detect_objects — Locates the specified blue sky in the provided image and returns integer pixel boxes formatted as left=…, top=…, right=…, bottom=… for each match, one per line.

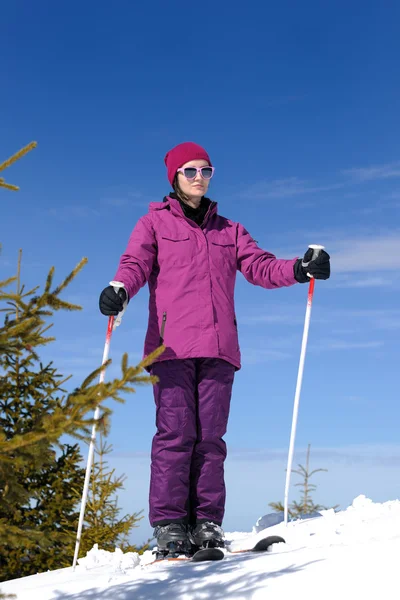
left=1, top=0, right=400, bottom=544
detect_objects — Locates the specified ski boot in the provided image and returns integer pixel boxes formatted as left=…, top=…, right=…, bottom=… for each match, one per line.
left=153, top=523, right=191, bottom=560
left=189, top=521, right=225, bottom=550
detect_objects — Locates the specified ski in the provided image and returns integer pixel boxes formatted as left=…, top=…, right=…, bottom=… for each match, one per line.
left=151, top=555, right=191, bottom=564
left=148, top=535, right=285, bottom=567
left=227, top=534, right=286, bottom=555
left=191, top=547, right=224, bottom=562
left=150, top=547, right=224, bottom=565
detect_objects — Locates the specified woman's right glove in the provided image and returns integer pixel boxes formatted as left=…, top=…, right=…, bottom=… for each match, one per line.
left=293, top=248, right=330, bottom=283
left=99, top=285, right=128, bottom=316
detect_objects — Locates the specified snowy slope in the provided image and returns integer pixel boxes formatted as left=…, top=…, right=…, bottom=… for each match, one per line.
left=2, top=495, right=400, bottom=600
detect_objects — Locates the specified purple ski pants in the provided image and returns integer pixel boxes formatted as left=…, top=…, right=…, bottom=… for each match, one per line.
left=149, top=358, right=235, bottom=527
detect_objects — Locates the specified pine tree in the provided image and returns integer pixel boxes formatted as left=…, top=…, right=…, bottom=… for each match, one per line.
left=0, top=252, right=86, bottom=579
left=0, top=142, right=36, bottom=598
left=78, top=434, right=150, bottom=557
left=269, top=444, right=338, bottom=517
left=0, top=251, right=164, bottom=582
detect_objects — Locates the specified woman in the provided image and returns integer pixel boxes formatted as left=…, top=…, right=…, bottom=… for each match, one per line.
left=99, top=142, right=330, bottom=557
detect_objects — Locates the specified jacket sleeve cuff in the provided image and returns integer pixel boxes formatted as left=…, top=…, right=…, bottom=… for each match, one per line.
left=293, top=259, right=309, bottom=283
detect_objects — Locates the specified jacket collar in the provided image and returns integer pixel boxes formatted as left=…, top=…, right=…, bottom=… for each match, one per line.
left=151, top=196, right=218, bottom=227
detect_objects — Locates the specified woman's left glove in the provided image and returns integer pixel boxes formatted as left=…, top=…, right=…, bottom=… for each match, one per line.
left=294, top=248, right=331, bottom=283
left=99, top=285, right=128, bottom=315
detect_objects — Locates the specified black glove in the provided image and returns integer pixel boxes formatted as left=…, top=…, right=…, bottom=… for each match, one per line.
left=294, top=248, right=330, bottom=283
left=99, top=286, right=128, bottom=316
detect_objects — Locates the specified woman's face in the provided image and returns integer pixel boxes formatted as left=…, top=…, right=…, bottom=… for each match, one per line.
left=177, top=159, right=211, bottom=201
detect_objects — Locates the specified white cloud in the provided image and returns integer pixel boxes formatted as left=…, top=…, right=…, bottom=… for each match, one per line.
left=343, top=161, right=400, bottom=182
left=100, top=195, right=149, bottom=209
left=316, top=340, right=384, bottom=351
left=332, top=275, right=395, bottom=288
left=386, top=191, right=400, bottom=199
left=277, top=233, right=400, bottom=275
left=100, top=187, right=150, bottom=208
left=241, top=348, right=291, bottom=364
left=101, top=197, right=130, bottom=207
left=227, top=443, right=400, bottom=466
left=331, top=234, right=400, bottom=273
left=48, top=188, right=150, bottom=219
left=241, top=177, right=344, bottom=200
left=325, top=309, right=400, bottom=331
left=240, top=314, right=300, bottom=325
left=47, top=205, right=101, bottom=219
left=373, top=316, right=400, bottom=330
left=241, top=158, right=400, bottom=202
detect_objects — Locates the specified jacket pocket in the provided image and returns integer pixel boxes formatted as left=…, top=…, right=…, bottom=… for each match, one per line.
left=159, top=233, right=193, bottom=267
left=210, top=239, right=236, bottom=270
left=161, top=234, right=190, bottom=242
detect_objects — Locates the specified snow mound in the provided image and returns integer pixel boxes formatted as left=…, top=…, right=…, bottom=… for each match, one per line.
left=77, top=543, right=141, bottom=572
left=2, top=495, right=400, bottom=600
left=252, top=508, right=322, bottom=534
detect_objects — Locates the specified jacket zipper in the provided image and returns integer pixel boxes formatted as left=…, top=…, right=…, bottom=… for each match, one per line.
left=201, top=201, right=217, bottom=229
left=159, top=311, right=167, bottom=344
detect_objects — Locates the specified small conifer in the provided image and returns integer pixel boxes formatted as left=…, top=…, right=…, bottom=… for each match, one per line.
left=269, top=444, right=338, bottom=517
left=0, top=251, right=163, bottom=581
left=78, top=434, right=150, bottom=557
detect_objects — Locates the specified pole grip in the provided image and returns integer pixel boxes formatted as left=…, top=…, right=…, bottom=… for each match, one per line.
left=309, top=244, right=325, bottom=260
left=109, top=280, right=127, bottom=328
left=306, top=244, right=325, bottom=278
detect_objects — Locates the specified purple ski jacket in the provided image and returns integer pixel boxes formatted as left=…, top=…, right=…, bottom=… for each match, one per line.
left=114, top=196, right=298, bottom=370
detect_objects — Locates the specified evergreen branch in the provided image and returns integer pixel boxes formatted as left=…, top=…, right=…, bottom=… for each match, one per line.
left=0, top=142, right=37, bottom=173
left=80, top=361, right=111, bottom=389
left=0, top=287, right=40, bottom=307
left=51, top=257, right=88, bottom=297
left=46, top=297, right=82, bottom=312
left=292, top=466, right=307, bottom=477
left=0, top=276, right=17, bottom=289
left=0, top=179, right=19, bottom=191
left=309, top=468, right=328, bottom=476
left=0, top=347, right=164, bottom=453
left=0, top=141, right=37, bottom=194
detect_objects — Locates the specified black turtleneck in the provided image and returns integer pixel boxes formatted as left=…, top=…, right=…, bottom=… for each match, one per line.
left=168, top=193, right=212, bottom=227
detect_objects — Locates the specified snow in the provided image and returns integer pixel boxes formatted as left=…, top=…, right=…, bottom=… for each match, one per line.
left=3, top=495, right=400, bottom=600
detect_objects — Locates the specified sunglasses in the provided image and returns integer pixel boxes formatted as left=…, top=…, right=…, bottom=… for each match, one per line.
left=177, top=166, right=215, bottom=180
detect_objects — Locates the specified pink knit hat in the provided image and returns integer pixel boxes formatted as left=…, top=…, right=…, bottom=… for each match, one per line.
left=164, top=142, right=212, bottom=186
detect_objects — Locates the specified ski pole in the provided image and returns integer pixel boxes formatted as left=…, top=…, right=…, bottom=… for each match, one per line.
left=72, top=283, right=126, bottom=570
left=283, top=245, right=324, bottom=525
